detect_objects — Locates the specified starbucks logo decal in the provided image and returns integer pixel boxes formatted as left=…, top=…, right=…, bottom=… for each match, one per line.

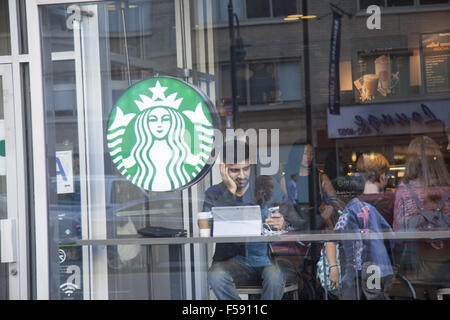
left=107, top=77, right=218, bottom=192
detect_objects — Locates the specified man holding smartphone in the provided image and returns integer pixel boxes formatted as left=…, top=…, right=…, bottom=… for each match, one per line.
left=203, top=138, right=300, bottom=300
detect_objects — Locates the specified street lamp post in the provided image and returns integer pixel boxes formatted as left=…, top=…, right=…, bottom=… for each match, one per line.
left=228, top=0, right=239, bottom=128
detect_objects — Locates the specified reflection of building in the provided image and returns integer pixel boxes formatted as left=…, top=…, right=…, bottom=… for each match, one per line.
left=210, top=1, right=305, bottom=149
left=212, top=0, right=450, bottom=179
left=312, top=1, right=450, bottom=179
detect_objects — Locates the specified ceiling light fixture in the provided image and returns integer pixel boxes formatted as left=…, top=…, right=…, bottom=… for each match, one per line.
left=301, top=15, right=317, bottom=19
left=283, top=17, right=300, bottom=21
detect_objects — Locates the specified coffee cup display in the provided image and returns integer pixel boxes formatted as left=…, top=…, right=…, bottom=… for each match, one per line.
left=363, top=74, right=379, bottom=97
left=354, top=54, right=400, bottom=102
left=354, top=74, right=379, bottom=101
left=375, top=55, right=391, bottom=96
left=197, top=211, right=213, bottom=237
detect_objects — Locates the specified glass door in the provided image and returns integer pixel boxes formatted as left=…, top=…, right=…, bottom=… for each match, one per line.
left=39, top=0, right=220, bottom=299
left=0, top=64, right=25, bottom=300
left=39, top=0, right=192, bottom=300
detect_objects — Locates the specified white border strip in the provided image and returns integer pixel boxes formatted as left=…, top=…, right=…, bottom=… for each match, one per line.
left=28, top=0, right=50, bottom=300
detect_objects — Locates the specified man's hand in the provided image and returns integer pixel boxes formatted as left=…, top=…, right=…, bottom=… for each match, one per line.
left=220, top=163, right=237, bottom=195
left=265, top=210, right=286, bottom=231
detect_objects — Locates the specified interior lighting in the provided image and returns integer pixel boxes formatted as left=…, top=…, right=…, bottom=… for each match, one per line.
left=301, top=15, right=317, bottom=19
left=284, top=14, right=317, bottom=21
left=390, top=167, right=406, bottom=171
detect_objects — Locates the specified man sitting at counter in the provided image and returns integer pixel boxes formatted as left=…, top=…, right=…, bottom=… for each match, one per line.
left=203, top=138, right=303, bottom=300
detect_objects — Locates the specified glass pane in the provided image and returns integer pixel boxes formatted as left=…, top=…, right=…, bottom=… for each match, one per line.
left=420, top=0, right=449, bottom=4
left=216, top=0, right=245, bottom=22
left=249, top=62, right=277, bottom=104
left=38, top=0, right=450, bottom=302
left=387, top=0, right=414, bottom=6
left=272, top=0, right=297, bottom=17
left=220, top=64, right=248, bottom=106
left=17, top=0, right=28, bottom=54
left=41, top=4, right=82, bottom=299
left=0, top=0, right=11, bottom=55
left=360, top=0, right=385, bottom=9
left=246, top=0, right=270, bottom=18
left=40, top=6, right=74, bottom=52
left=276, top=61, right=302, bottom=101
left=53, top=61, right=76, bottom=117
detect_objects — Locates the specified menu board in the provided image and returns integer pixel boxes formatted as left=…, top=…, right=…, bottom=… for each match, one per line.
left=421, top=32, right=450, bottom=94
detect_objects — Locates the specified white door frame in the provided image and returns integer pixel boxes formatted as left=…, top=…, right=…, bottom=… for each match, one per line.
left=28, top=0, right=108, bottom=299
left=0, top=0, right=33, bottom=300
left=0, top=63, right=29, bottom=300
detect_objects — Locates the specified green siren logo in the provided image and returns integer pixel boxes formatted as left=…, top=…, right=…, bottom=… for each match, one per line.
left=107, top=77, right=219, bottom=192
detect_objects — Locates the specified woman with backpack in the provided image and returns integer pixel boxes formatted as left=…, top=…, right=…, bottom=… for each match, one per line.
left=323, top=152, right=395, bottom=300
left=393, top=136, right=450, bottom=288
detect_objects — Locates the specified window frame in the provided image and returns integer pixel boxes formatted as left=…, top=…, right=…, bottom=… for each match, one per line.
left=357, top=0, right=450, bottom=15
left=219, top=58, right=303, bottom=111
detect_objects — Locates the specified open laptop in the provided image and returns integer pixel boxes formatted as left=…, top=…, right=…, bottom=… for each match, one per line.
left=211, top=205, right=262, bottom=237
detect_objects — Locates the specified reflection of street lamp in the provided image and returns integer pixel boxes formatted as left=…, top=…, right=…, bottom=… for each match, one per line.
left=233, top=15, right=246, bottom=62
left=228, top=0, right=246, bottom=128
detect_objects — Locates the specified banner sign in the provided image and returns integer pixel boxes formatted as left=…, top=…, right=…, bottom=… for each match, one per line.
left=107, top=77, right=220, bottom=192
left=328, top=10, right=342, bottom=115
left=327, top=100, right=449, bottom=138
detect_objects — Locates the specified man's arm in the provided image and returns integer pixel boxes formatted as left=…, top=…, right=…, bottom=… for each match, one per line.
left=202, top=183, right=236, bottom=212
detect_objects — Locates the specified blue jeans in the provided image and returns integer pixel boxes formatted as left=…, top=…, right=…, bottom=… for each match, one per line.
left=207, top=256, right=297, bottom=300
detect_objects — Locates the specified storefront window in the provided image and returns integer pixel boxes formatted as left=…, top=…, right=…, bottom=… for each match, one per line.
left=38, top=0, right=449, bottom=301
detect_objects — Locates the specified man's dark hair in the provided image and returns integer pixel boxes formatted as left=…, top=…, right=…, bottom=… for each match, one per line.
left=222, top=138, right=250, bottom=164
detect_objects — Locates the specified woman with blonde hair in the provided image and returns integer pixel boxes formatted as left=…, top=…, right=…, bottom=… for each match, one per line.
left=393, top=136, right=450, bottom=287
left=393, top=135, right=450, bottom=231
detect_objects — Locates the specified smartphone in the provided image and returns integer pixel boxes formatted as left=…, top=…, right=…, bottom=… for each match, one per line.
left=267, top=206, right=280, bottom=231
left=268, top=206, right=279, bottom=212
left=268, top=206, right=279, bottom=216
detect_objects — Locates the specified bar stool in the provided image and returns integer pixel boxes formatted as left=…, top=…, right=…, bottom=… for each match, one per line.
left=237, top=282, right=299, bottom=300
left=437, top=288, right=450, bottom=300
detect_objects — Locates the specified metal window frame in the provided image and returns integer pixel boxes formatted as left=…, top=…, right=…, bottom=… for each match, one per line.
left=0, top=0, right=33, bottom=300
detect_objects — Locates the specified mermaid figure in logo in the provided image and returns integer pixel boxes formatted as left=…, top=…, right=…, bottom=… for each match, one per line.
left=122, top=106, right=202, bottom=191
